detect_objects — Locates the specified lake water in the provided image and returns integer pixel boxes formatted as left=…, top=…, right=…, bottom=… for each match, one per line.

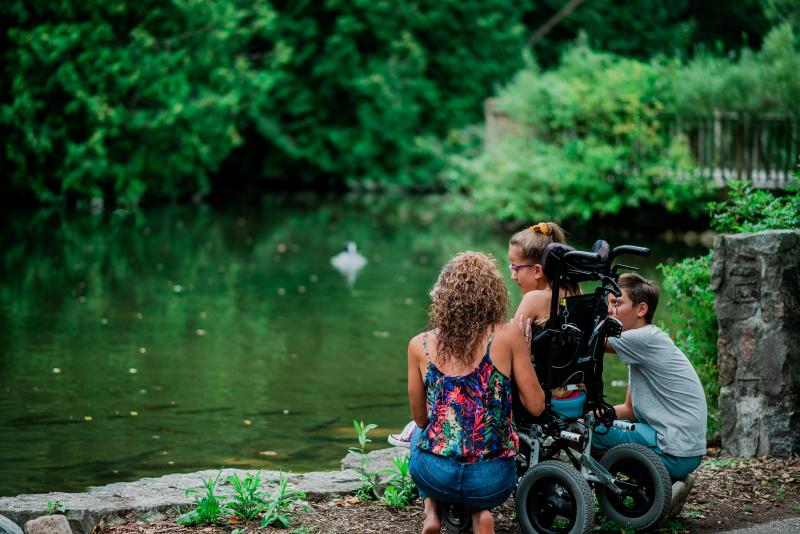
left=0, top=196, right=706, bottom=496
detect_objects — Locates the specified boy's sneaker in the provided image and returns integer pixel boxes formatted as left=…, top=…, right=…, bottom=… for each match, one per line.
left=669, top=473, right=695, bottom=517
left=388, top=421, right=417, bottom=448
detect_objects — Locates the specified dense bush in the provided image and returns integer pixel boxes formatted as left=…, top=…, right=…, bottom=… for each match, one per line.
left=1, top=0, right=529, bottom=204
left=1, top=0, right=283, bottom=205
left=448, top=23, right=800, bottom=224
left=448, top=43, right=710, bottom=223
left=659, top=178, right=799, bottom=434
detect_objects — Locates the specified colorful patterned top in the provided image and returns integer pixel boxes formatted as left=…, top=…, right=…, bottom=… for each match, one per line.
left=417, top=327, right=519, bottom=463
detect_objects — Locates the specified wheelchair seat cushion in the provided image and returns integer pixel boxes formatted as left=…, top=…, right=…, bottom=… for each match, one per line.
left=550, top=390, right=586, bottom=419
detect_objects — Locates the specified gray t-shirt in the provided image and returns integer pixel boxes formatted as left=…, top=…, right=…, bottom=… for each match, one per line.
left=609, top=324, right=707, bottom=457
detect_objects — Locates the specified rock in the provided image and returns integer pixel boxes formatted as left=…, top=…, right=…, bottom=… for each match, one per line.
left=23, top=515, right=71, bottom=534
left=713, top=230, right=800, bottom=457
left=0, top=514, right=23, bottom=534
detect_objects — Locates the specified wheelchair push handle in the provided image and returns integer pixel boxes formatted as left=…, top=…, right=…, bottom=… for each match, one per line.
left=612, top=245, right=650, bottom=258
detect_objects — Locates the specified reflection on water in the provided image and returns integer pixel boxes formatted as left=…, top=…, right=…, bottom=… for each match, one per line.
left=0, top=196, right=705, bottom=496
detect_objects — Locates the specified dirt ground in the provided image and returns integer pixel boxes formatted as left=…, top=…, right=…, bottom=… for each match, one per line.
left=103, top=452, right=800, bottom=533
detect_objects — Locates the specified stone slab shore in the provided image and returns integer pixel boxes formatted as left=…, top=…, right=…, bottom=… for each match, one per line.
left=0, top=447, right=407, bottom=534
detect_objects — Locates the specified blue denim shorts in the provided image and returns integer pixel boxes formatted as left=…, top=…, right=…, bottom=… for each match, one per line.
left=592, top=421, right=702, bottom=480
left=408, top=426, right=516, bottom=510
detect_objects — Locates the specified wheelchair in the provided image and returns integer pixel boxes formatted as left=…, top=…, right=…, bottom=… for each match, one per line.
left=442, top=241, right=672, bottom=534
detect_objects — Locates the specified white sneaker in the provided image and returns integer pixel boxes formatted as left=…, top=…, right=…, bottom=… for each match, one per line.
left=388, top=421, right=417, bottom=448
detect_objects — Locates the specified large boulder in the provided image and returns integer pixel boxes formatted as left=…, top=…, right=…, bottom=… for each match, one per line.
left=712, top=229, right=800, bottom=457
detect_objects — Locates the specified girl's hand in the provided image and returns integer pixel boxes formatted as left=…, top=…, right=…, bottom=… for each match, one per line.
left=516, top=315, right=533, bottom=343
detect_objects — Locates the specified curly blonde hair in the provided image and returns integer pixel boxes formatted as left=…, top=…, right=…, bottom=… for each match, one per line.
left=427, top=252, right=509, bottom=366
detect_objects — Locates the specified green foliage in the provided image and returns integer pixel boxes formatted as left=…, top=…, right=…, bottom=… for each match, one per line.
left=448, top=23, right=800, bottom=225
left=379, top=455, right=416, bottom=509
left=177, top=470, right=227, bottom=526
left=45, top=500, right=65, bottom=514
left=2, top=0, right=282, bottom=205
left=1, top=0, right=529, bottom=203
left=659, top=253, right=719, bottom=434
left=227, top=471, right=271, bottom=523
left=673, top=24, right=800, bottom=117
left=348, top=419, right=378, bottom=501
left=450, top=43, right=710, bottom=223
left=709, top=179, right=800, bottom=233
left=260, top=473, right=309, bottom=529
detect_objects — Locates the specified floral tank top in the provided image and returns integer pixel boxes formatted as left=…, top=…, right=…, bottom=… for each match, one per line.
left=417, top=328, right=519, bottom=463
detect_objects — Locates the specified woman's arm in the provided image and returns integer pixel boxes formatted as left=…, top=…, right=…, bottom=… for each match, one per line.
left=407, top=336, right=429, bottom=428
left=509, top=328, right=545, bottom=416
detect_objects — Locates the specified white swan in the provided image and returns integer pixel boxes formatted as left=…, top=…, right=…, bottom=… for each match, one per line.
left=331, top=241, right=367, bottom=285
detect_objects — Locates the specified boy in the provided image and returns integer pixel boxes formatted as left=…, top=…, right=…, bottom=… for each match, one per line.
left=598, top=273, right=706, bottom=473
left=597, top=273, right=706, bottom=511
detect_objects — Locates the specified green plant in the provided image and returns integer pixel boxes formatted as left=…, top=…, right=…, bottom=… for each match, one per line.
left=176, top=470, right=227, bottom=526
left=348, top=419, right=378, bottom=501
left=379, top=455, right=416, bottom=509
left=709, top=179, right=800, bottom=234
left=792, top=503, right=800, bottom=512
left=261, top=472, right=309, bottom=528
left=227, top=470, right=271, bottom=522
left=45, top=500, right=65, bottom=514
left=772, top=480, right=786, bottom=501
left=659, top=252, right=719, bottom=434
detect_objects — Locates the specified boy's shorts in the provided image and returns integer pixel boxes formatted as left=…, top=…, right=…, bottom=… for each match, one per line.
left=592, top=421, right=702, bottom=480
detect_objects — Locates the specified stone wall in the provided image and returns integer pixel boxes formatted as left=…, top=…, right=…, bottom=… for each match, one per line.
left=712, top=229, right=800, bottom=457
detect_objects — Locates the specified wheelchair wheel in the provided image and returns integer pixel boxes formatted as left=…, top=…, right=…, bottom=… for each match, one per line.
left=440, top=502, right=470, bottom=533
left=595, top=443, right=671, bottom=530
left=516, top=460, right=594, bottom=534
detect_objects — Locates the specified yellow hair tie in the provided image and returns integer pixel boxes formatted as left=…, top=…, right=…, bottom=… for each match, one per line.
left=530, top=223, right=550, bottom=235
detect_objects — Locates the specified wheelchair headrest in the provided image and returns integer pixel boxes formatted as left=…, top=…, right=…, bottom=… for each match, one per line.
left=541, top=243, right=575, bottom=281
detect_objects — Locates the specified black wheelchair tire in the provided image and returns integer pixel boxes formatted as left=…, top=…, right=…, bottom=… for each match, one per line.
left=516, top=460, right=595, bottom=534
left=440, top=502, right=470, bottom=533
left=596, top=443, right=672, bottom=530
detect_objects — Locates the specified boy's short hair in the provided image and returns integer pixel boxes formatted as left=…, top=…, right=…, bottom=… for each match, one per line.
left=619, top=273, right=659, bottom=324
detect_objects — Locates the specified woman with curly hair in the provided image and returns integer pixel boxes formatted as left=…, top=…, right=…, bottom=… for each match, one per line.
left=407, top=252, right=545, bottom=534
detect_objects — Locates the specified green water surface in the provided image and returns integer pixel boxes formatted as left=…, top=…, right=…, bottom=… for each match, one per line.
left=0, top=196, right=704, bottom=496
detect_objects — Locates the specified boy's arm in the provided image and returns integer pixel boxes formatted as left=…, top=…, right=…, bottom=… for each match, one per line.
left=613, top=386, right=636, bottom=421
left=407, top=337, right=429, bottom=428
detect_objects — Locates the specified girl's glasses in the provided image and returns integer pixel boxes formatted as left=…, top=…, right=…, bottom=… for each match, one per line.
left=509, top=262, right=539, bottom=273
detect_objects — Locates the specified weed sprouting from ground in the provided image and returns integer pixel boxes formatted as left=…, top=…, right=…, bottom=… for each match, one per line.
left=261, top=472, right=309, bottom=528
left=227, top=470, right=271, bottom=522
left=177, top=470, right=226, bottom=526
left=380, top=454, right=416, bottom=509
left=349, top=419, right=378, bottom=501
